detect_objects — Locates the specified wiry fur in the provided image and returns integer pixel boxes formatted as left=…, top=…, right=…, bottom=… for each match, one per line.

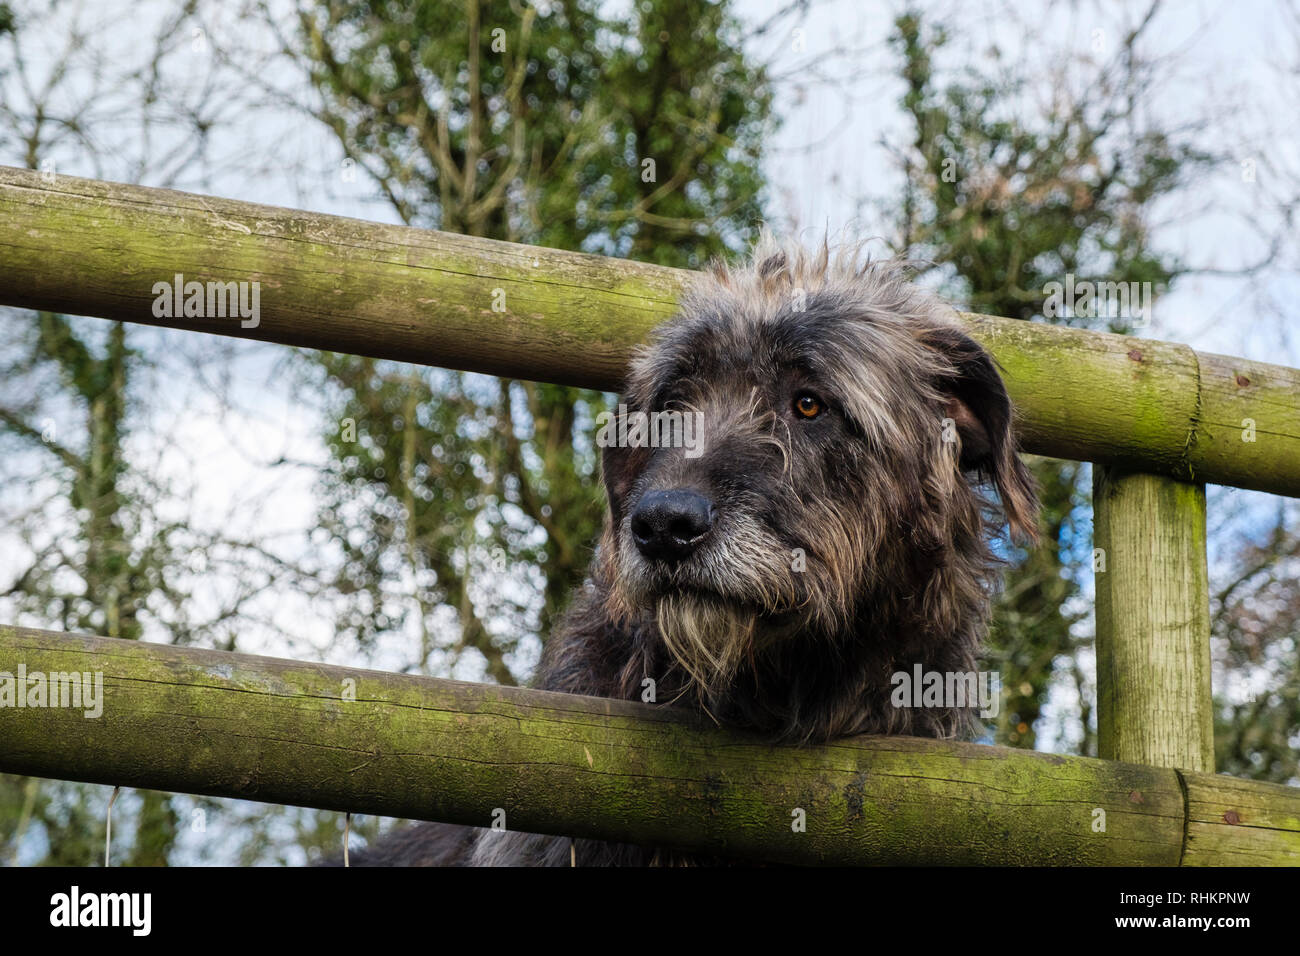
left=342, top=235, right=1038, bottom=867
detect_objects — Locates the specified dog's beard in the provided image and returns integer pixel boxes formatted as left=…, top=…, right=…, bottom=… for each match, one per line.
left=613, top=509, right=849, bottom=701
left=655, top=592, right=758, bottom=699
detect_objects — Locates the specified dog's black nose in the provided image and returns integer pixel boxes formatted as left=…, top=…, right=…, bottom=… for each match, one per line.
left=630, top=489, right=715, bottom=562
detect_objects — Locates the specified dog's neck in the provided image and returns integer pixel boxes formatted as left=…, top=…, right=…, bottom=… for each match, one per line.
left=539, top=540, right=990, bottom=745
left=635, top=590, right=983, bottom=743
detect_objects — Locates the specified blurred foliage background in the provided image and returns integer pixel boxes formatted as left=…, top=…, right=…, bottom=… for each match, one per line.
left=0, top=0, right=1296, bottom=865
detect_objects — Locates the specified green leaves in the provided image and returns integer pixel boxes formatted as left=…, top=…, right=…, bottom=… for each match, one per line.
left=298, top=0, right=773, bottom=682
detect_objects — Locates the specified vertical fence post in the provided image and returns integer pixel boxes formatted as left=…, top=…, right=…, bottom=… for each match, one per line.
left=1093, top=466, right=1214, bottom=771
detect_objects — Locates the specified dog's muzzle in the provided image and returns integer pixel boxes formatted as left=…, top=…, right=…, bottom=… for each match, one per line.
left=629, top=489, right=715, bottom=563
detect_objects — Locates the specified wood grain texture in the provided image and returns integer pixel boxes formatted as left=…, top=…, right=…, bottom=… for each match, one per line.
left=2, top=626, right=1296, bottom=864
left=1094, top=467, right=1214, bottom=772
left=2, top=166, right=1298, bottom=497
left=1181, top=770, right=1300, bottom=865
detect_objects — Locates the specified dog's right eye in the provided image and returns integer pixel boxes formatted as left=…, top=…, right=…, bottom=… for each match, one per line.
left=793, top=394, right=824, bottom=419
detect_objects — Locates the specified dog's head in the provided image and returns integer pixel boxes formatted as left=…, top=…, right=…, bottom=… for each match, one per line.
left=598, top=237, right=1037, bottom=697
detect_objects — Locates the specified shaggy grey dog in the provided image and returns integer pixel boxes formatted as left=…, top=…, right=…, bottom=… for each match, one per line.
left=342, top=236, right=1037, bottom=866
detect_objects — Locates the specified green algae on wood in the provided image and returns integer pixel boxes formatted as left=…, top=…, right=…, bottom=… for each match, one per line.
left=1093, top=468, right=1214, bottom=773
left=2, top=166, right=1299, bottom=497
left=2, top=625, right=1297, bottom=865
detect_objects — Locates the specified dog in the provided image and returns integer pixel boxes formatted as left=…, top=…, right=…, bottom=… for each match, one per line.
left=339, top=235, right=1038, bottom=865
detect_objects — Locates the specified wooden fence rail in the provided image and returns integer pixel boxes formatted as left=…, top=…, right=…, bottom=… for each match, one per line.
left=2, top=165, right=1299, bottom=498
left=1, top=626, right=1297, bottom=865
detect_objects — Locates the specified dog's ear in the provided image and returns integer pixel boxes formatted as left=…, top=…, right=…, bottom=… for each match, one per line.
left=921, top=326, right=1038, bottom=542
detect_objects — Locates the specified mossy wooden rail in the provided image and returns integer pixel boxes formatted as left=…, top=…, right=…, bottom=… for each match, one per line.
left=1, top=165, right=1298, bottom=866
left=1, top=166, right=1298, bottom=497
left=2, top=626, right=1297, bottom=865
